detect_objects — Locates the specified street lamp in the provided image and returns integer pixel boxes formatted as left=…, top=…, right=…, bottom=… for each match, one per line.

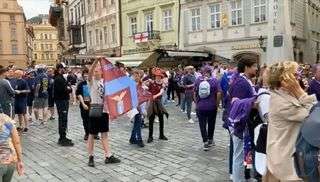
left=259, top=36, right=266, bottom=52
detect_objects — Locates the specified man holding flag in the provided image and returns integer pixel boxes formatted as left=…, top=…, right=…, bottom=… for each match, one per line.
left=86, top=58, right=121, bottom=167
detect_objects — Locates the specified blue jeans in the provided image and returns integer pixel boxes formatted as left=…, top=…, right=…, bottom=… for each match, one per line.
left=162, top=88, right=168, bottom=106
left=185, top=93, right=193, bottom=119
left=130, top=114, right=142, bottom=141
left=55, top=100, right=69, bottom=139
left=232, top=135, right=245, bottom=182
left=180, top=93, right=186, bottom=111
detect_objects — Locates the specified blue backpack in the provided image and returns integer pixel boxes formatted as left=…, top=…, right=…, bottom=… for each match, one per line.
left=293, top=102, right=320, bottom=182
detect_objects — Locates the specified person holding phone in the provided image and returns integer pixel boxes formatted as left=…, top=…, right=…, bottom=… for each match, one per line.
left=265, top=61, right=317, bottom=181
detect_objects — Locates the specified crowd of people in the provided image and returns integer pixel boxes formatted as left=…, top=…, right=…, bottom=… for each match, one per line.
left=0, top=57, right=320, bottom=181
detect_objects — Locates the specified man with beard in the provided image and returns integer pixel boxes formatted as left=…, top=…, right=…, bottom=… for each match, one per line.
left=54, top=63, right=74, bottom=146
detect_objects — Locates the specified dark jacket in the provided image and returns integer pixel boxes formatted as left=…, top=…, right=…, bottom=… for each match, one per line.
left=54, top=74, right=71, bottom=101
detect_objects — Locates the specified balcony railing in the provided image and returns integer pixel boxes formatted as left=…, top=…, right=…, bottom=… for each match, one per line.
left=133, top=31, right=160, bottom=43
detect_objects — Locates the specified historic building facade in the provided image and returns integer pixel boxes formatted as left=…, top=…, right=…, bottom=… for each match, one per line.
left=180, top=0, right=320, bottom=64
left=25, top=24, right=35, bottom=66
left=85, top=0, right=121, bottom=57
left=120, top=0, right=180, bottom=65
left=31, top=15, right=59, bottom=66
left=0, top=0, right=27, bottom=68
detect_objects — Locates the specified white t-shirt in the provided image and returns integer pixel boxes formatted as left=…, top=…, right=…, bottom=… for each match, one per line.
left=89, top=79, right=104, bottom=105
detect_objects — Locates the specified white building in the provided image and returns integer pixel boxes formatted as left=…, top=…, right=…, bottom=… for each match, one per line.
left=85, top=0, right=121, bottom=56
left=180, top=0, right=320, bottom=64
left=67, top=0, right=87, bottom=56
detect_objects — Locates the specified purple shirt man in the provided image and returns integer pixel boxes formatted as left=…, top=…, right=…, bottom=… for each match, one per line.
left=308, top=64, right=320, bottom=101
left=194, top=76, right=220, bottom=111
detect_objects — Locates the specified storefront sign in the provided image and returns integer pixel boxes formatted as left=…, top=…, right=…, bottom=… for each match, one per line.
left=231, top=43, right=260, bottom=50
left=123, top=47, right=151, bottom=55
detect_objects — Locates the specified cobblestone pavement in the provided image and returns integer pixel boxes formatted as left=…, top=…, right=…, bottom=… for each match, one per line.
left=12, top=103, right=230, bottom=182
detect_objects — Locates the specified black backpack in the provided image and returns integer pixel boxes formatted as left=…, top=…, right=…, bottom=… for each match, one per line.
left=293, top=102, right=320, bottom=182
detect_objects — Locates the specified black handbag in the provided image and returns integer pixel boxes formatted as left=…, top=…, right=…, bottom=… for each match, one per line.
left=89, top=104, right=104, bottom=118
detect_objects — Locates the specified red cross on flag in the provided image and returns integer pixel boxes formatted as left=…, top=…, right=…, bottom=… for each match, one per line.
left=134, top=32, right=149, bottom=43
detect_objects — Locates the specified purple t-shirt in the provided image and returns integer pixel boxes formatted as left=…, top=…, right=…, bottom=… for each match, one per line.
left=308, top=79, right=320, bottom=101
left=194, top=76, right=220, bottom=111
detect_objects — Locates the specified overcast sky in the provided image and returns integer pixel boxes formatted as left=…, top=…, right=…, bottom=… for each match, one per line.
left=17, top=0, right=51, bottom=19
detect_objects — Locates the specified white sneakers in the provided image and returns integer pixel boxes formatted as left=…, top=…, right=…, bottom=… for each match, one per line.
left=188, top=119, right=194, bottom=123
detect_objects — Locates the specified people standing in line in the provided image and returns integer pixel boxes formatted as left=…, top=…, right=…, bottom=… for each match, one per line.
left=129, top=69, right=145, bottom=147
left=76, top=68, right=99, bottom=141
left=0, top=66, right=15, bottom=118
left=54, top=63, right=74, bottom=147
left=0, top=113, right=24, bottom=181
left=146, top=68, right=169, bottom=143
left=264, top=61, right=317, bottom=181
left=182, top=66, right=196, bottom=124
left=14, top=70, right=30, bottom=132
left=67, top=70, right=78, bottom=105
left=308, top=64, right=320, bottom=101
left=87, top=58, right=121, bottom=167
left=34, top=67, right=49, bottom=124
left=227, top=57, right=257, bottom=182
left=167, top=70, right=175, bottom=102
left=194, top=65, right=221, bottom=151
left=25, top=71, right=36, bottom=123
left=47, top=68, right=55, bottom=120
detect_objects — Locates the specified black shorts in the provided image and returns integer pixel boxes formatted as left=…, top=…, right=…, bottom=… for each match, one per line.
left=15, top=99, right=27, bottom=115
left=88, top=113, right=109, bottom=135
left=27, top=96, right=34, bottom=107
left=48, top=96, right=54, bottom=108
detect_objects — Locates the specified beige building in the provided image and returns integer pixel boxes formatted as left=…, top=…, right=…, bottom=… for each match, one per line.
left=85, top=0, right=121, bottom=56
left=0, top=0, right=27, bottom=68
left=25, top=24, right=35, bottom=66
left=31, top=15, right=59, bottom=66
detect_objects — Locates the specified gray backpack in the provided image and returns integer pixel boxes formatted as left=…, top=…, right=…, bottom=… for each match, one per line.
left=198, top=80, right=210, bottom=99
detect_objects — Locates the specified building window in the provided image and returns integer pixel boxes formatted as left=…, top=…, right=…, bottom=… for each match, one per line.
left=145, top=13, right=153, bottom=32
left=253, top=0, right=266, bottom=23
left=191, top=8, right=201, bottom=31
left=95, top=29, right=99, bottom=45
left=100, top=30, right=103, bottom=44
left=81, top=2, right=85, bottom=17
left=89, top=31, right=92, bottom=46
left=11, top=44, right=18, bottom=55
left=70, top=9, right=74, bottom=24
left=9, top=15, right=15, bottom=24
left=111, top=24, right=116, bottom=43
left=50, top=54, right=53, bottom=59
left=49, top=34, right=52, bottom=39
left=103, top=0, right=107, bottom=8
left=46, top=54, right=49, bottom=59
left=41, top=44, right=44, bottom=50
left=88, top=0, right=91, bottom=14
left=103, top=26, right=108, bottom=44
left=10, top=27, right=16, bottom=39
left=163, top=9, right=172, bottom=31
left=45, top=34, right=48, bottom=39
left=34, top=53, right=37, bottom=60
left=94, top=0, right=97, bottom=11
left=111, top=0, right=115, bottom=5
left=50, top=44, right=53, bottom=50
left=40, top=33, right=43, bottom=39
left=34, top=43, right=37, bottom=50
left=210, top=4, right=221, bottom=28
left=129, top=16, right=137, bottom=35
left=230, top=0, right=243, bottom=26
left=45, top=44, right=49, bottom=50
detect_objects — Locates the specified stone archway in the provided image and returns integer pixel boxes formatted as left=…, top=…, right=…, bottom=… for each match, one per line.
left=232, top=51, right=260, bottom=64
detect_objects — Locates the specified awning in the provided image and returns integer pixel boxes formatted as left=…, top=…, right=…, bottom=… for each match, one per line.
left=167, top=51, right=210, bottom=57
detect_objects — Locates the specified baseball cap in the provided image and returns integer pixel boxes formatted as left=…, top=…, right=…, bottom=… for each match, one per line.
left=56, top=62, right=66, bottom=69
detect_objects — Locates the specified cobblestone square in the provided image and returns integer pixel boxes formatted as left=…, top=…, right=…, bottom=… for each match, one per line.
left=12, top=103, right=229, bottom=182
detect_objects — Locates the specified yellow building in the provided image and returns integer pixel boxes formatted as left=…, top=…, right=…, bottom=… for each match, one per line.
left=120, top=0, right=180, bottom=66
left=31, top=15, right=59, bottom=66
left=0, top=0, right=27, bottom=68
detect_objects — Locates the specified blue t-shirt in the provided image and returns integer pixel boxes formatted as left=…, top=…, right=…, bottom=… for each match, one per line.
left=35, top=73, right=49, bottom=98
left=26, top=78, right=36, bottom=97
left=15, top=79, right=29, bottom=100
